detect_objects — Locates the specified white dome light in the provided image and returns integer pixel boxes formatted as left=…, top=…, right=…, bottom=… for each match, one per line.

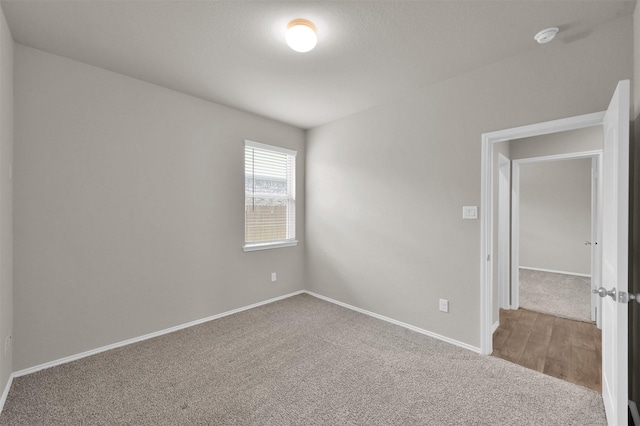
left=286, top=19, right=317, bottom=53
left=534, top=27, right=559, bottom=44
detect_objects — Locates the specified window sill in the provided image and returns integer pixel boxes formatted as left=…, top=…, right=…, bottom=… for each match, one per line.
left=243, top=240, right=298, bottom=252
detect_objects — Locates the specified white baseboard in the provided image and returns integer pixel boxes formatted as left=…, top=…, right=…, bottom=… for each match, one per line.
left=13, top=290, right=305, bottom=379
left=519, top=266, right=591, bottom=278
left=6, top=288, right=484, bottom=417
left=492, top=320, right=500, bottom=334
left=304, top=291, right=481, bottom=354
left=0, top=374, right=12, bottom=414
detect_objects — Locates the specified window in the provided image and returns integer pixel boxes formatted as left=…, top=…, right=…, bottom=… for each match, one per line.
left=244, top=140, right=297, bottom=251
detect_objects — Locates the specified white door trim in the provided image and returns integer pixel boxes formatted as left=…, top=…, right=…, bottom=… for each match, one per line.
left=591, top=155, right=603, bottom=325
left=497, top=153, right=511, bottom=310
left=480, top=111, right=605, bottom=356
left=510, top=151, right=602, bottom=314
left=511, top=161, right=520, bottom=310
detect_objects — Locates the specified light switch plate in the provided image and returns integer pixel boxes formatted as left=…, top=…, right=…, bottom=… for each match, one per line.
left=439, top=299, right=449, bottom=313
left=462, top=206, right=478, bottom=219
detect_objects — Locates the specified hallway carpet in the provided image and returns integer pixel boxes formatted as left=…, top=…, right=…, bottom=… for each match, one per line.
left=519, top=269, right=592, bottom=322
left=0, top=294, right=606, bottom=425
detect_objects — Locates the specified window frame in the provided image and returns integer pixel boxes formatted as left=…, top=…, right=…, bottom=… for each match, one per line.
left=243, top=140, right=298, bottom=252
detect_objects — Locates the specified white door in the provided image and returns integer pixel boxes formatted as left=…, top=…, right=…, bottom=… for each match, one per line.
left=599, top=79, right=629, bottom=426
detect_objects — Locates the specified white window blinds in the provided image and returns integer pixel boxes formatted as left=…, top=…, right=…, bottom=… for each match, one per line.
left=244, top=140, right=297, bottom=250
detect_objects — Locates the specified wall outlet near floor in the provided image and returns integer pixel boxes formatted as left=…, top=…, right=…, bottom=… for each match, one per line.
left=439, top=299, right=449, bottom=313
left=271, top=272, right=277, bottom=282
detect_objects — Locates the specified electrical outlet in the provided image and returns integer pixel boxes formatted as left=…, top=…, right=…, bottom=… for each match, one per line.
left=439, top=299, right=449, bottom=313
left=271, top=272, right=277, bottom=282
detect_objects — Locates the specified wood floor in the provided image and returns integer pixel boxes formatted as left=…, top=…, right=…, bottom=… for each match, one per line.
left=492, top=308, right=601, bottom=392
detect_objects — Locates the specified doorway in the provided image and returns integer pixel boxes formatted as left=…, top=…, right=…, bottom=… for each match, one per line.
left=480, top=80, right=630, bottom=426
left=480, top=111, right=607, bottom=355
left=509, top=152, right=601, bottom=324
left=482, top=120, right=605, bottom=349
left=489, top=129, right=603, bottom=392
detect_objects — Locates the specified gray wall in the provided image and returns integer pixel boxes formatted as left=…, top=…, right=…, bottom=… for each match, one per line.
left=518, top=158, right=592, bottom=275
left=13, top=45, right=305, bottom=370
left=0, top=4, right=12, bottom=394
left=306, top=15, right=632, bottom=349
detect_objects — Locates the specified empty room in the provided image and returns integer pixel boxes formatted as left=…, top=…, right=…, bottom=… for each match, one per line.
left=0, top=1, right=638, bottom=425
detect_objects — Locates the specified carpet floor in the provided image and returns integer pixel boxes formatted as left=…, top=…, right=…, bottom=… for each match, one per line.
left=0, top=294, right=606, bottom=425
left=519, top=269, right=592, bottom=323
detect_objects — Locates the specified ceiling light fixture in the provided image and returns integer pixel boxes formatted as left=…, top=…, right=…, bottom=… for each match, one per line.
left=534, top=27, right=559, bottom=44
left=286, top=19, right=317, bottom=53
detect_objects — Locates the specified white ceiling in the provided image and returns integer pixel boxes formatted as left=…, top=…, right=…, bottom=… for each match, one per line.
left=1, top=1, right=635, bottom=129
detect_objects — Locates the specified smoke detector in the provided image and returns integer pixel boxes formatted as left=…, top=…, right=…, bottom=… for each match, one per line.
left=534, top=27, right=559, bottom=44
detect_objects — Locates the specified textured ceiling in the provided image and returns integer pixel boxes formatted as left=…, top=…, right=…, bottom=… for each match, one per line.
left=1, top=1, right=635, bottom=129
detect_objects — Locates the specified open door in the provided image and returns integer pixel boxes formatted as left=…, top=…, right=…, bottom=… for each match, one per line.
left=598, top=79, right=629, bottom=426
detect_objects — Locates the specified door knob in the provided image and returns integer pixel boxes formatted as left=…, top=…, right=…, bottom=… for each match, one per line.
left=593, top=287, right=616, bottom=301
left=584, top=241, right=591, bottom=245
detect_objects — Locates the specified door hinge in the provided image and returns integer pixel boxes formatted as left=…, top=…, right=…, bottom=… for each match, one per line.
left=487, top=254, right=491, bottom=261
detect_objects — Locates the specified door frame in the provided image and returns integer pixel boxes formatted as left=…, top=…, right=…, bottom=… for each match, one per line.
left=480, top=111, right=605, bottom=355
left=508, top=152, right=602, bottom=318
left=497, top=153, right=511, bottom=311
left=591, top=155, right=603, bottom=327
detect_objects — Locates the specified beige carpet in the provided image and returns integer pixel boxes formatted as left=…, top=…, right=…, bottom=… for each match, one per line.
left=519, top=269, right=592, bottom=322
left=0, top=294, right=606, bottom=425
